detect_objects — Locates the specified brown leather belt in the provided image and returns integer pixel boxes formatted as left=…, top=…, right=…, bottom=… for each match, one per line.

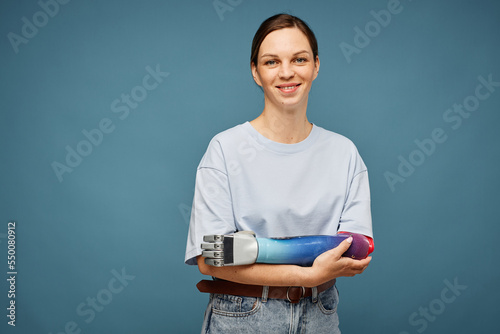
left=196, top=279, right=336, bottom=304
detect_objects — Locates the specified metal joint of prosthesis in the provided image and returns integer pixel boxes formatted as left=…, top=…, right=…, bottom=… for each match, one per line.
left=201, top=231, right=372, bottom=267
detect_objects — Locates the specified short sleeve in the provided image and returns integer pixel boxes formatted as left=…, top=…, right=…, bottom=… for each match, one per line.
left=337, top=169, right=373, bottom=238
left=184, top=141, right=236, bottom=265
left=337, top=145, right=373, bottom=238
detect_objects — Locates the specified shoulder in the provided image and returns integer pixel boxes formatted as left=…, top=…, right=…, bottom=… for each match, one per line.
left=313, top=125, right=367, bottom=172
left=314, top=125, right=358, bottom=152
left=198, top=123, right=248, bottom=171
left=211, top=123, right=247, bottom=144
left=204, top=123, right=249, bottom=156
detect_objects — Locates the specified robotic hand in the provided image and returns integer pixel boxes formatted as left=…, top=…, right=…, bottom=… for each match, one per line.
left=201, top=231, right=373, bottom=267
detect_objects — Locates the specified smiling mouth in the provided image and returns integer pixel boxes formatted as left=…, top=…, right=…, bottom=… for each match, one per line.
left=277, top=84, right=301, bottom=92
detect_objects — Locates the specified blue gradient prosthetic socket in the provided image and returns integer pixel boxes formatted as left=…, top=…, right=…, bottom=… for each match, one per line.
left=202, top=232, right=372, bottom=267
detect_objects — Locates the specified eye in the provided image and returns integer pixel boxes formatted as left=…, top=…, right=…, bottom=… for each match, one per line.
left=295, top=57, right=307, bottom=64
left=264, top=60, right=277, bottom=66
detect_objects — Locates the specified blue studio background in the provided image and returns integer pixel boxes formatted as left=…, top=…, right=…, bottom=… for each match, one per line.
left=1, top=0, right=499, bottom=333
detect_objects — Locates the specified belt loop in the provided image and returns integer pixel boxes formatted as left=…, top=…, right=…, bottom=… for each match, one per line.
left=261, top=286, right=269, bottom=303
left=312, top=286, right=318, bottom=303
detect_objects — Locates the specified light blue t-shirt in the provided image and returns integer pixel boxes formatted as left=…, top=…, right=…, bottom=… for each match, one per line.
left=185, top=122, right=372, bottom=265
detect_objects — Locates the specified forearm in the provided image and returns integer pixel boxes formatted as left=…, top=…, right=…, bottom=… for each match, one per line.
left=197, top=235, right=372, bottom=287
left=197, top=256, right=318, bottom=287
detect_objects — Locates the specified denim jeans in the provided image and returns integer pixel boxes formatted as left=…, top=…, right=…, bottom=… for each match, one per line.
left=201, top=284, right=341, bottom=333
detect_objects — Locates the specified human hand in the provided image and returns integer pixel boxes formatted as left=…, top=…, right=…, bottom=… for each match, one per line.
left=307, top=236, right=372, bottom=287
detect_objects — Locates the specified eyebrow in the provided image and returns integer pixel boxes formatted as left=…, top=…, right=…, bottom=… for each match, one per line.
left=260, top=50, right=311, bottom=58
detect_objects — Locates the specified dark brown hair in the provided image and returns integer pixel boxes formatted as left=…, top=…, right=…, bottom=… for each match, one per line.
left=250, top=14, right=318, bottom=67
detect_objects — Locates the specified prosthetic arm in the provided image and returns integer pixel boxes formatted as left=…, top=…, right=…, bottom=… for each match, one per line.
left=201, top=232, right=373, bottom=267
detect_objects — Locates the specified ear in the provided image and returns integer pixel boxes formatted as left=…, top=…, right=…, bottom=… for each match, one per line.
left=251, top=62, right=263, bottom=87
left=312, top=55, right=320, bottom=81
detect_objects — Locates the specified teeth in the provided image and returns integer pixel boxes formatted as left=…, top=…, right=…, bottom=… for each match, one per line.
left=280, top=85, right=297, bottom=90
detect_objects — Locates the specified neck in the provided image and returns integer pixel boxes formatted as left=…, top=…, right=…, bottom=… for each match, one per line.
left=250, top=104, right=312, bottom=144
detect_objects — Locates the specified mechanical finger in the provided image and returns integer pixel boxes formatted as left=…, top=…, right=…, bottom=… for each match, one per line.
left=202, top=250, right=224, bottom=258
left=201, top=242, right=224, bottom=250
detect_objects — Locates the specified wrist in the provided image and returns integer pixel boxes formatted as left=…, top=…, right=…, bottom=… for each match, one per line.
left=298, top=266, right=322, bottom=288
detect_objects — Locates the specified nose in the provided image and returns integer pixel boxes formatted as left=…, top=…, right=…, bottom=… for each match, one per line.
left=278, top=63, right=295, bottom=80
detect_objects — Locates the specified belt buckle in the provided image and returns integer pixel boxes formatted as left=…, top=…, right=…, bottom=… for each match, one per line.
left=286, top=286, right=306, bottom=303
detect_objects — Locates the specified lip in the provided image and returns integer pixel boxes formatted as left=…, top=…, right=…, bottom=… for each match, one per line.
left=276, top=83, right=301, bottom=94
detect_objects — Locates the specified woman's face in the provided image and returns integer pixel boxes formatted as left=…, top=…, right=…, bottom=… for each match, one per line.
left=252, top=27, right=319, bottom=111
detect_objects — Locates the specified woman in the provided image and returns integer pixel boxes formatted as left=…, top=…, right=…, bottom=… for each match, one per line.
left=185, top=14, right=373, bottom=333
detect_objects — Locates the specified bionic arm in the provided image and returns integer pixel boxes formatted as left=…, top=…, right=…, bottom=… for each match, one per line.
left=201, top=232, right=373, bottom=267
